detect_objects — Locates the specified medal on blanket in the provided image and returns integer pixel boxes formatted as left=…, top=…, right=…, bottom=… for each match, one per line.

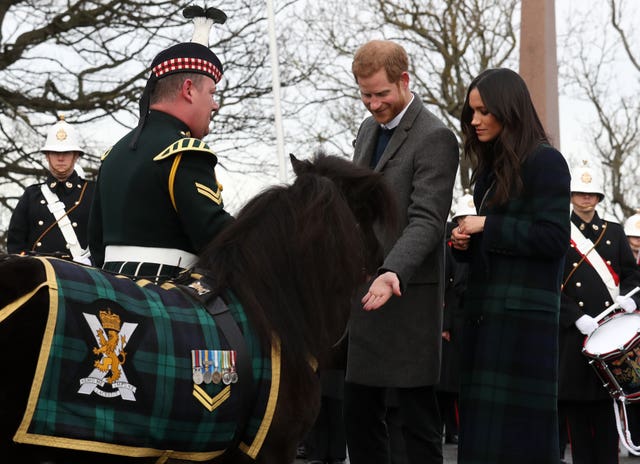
left=230, top=350, right=238, bottom=383
left=212, top=350, right=222, bottom=384
left=222, top=350, right=232, bottom=385
left=191, top=350, right=204, bottom=385
left=203, top=350, right=213, bottom=384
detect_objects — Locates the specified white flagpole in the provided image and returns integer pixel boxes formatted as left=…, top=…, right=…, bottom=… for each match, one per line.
left=265, top=0, right=287, bottom=182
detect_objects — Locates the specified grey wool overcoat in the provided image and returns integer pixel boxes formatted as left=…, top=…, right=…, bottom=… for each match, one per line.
left=455, top=144, right=571, bottom=463
left=347, top=94, right=459, bottom=388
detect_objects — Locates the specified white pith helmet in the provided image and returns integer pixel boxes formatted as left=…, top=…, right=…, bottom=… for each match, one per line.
left=625, top=211, right=640, bottom=237
left=452, top=189, right=476, bottom=220
left=41, top=115, right=84, bottom=155
left=570, top=160, right=604, bottom=200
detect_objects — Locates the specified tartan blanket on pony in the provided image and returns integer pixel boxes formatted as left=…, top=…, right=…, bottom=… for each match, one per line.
left=7, top=257, right=280, bottom=462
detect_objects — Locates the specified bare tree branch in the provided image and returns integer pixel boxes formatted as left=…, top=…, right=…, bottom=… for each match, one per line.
left=0, top=0, right=313, bottom=243
left=561, top=0, right=640, bottom=220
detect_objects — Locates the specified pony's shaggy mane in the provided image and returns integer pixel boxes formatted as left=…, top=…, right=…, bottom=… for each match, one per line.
left=199, top=154, right=396, bottom=408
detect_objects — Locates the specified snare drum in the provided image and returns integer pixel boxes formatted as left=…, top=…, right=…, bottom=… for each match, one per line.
left=583, top=312, right=640, bottom=402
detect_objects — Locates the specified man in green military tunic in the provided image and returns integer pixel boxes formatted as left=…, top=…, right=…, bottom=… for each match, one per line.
left=89, top=11, right=232, bottom=281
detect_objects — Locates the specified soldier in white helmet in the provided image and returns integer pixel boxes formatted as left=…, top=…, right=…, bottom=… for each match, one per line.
left=558, top=161, right=640, bottom=463
left=625, top=210, right=640, bottom=265
left=6, top=115, right=94, bottom=264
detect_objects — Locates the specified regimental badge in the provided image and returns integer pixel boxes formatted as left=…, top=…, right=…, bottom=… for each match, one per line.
left=581, top=171, right=593, bottom=184
left=78, top=308, right=138, bottom=401
left=56, top=128, right=67, bottom=141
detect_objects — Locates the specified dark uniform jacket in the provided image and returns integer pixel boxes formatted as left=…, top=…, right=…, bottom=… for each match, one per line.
left=7, top=171, right=94, bottom=256
left=559, top=211, right=640, bottom=401
left=88, top=111, right=232, bottom=266
left=438, top=233, right=467, bottom=394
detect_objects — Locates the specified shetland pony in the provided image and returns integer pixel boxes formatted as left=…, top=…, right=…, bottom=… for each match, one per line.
left=0, top=154, right=396, bottom=464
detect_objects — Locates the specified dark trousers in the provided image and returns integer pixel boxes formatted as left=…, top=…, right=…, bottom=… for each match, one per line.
left=344, top=382, right=443, bottom=464
left=436, top=391, right=459, bottom=439
left=306, top=395, right=347, bottom=462
left=559, top=404, right=568, bottom=459
left=561, top=400, right=619, bottom=464
left=387, top=389, right=409, bottom=464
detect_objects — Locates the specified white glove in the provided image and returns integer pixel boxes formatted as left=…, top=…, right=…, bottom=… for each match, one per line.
left=575, top=315, right=599, bottom=336
left=616, top=295, right=638, bottom=313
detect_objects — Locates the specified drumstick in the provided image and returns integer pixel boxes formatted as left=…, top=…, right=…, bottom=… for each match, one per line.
left=594, top=286, right=640, bottom=323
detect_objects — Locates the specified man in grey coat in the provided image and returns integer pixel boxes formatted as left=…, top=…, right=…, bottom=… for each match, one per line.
left=344, top=40, right=459, bottom=464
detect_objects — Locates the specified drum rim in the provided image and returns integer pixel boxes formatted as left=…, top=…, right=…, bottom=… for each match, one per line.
left=583, top=313, right=640, bottom=358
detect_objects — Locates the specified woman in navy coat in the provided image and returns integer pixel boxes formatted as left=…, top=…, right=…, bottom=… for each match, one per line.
left=451, top=68, right=571, bottom=463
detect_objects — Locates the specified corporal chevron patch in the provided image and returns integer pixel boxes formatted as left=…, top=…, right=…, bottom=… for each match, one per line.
left=193, top=383, right=231, bottom=412
left=195, top=181, right=223, bottom=205
left=153, top=138, right=216, bottom=161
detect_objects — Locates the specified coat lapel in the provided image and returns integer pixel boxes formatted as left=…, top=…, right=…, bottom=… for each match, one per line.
left=354, top=121, right=378, bottom=168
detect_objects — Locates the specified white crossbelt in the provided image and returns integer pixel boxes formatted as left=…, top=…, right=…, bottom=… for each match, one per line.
left=40, top=184, right=91, bottom=265
left=570, top=221, right=619, bottom=301
left=104, top=245, right=198, bottom=269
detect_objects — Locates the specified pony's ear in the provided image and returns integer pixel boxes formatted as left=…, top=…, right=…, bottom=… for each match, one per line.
left=290, top=153, right=308, bottom=176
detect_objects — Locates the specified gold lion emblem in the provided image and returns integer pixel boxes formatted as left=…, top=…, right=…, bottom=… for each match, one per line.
left=93, top=309, right=128, bottom=384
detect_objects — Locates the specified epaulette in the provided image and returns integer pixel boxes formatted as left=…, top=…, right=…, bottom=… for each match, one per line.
left=153, top=138, right=216, bottom=161
left=101, top=147, right=113, bottom=161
